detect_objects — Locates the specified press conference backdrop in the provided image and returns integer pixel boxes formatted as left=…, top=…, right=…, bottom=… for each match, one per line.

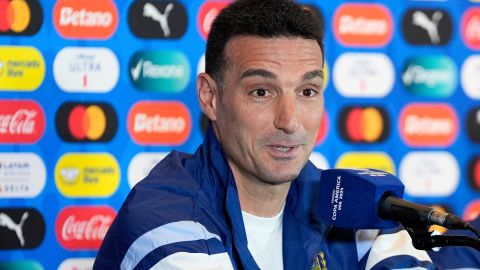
left=0, top=0, right=479, bottom=268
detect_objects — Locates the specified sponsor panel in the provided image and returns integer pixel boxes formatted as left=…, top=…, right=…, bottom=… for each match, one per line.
left=128, top=0, right=187, bottom=39
left=461, top=7, right=480, bottom=49
left=463, top=200, right=480, bottom=222
left=55, top=102, right=117, bottom=142
left=309, top=152, right=329, bottom=170
left=0, top=100, right=45, bottom=144
left=0, top=0, right=42, bottom=36
left=402, top=55, right=457, bottom=98
left=53, top=0, right=118, bottom=39
left=58, top=258, right=94, bottom=270
left=127, top=101, right=192, bottom=145
left=0, top=46, right=45, bottom=91
left=0, top=153, right=46, bottom=198
left=399, top=103, right=458, bottom=147
left=399, top=151, right=459, bottom=197
left=461, top=55, right=480, bottom=99
left=333, top=53, right=394, bottom=98
left=468, top=156, right=480, bottom=191
left=55, top=153, right=120, bottom=197
left=335, top=152, right=395, bottom=175
left=315, top=111, right=329, bottom=145
left=197, top=1, right=229, bottom=39
left=338, top=106, right=389, bottom=143
left=129, top=50, right=190, bottom=93
left=333, top=3, right=393, bottom=47
left=0, top=261, right=43, bottom=270
left=467, top=107, right=480, bottom=143
left=402, top=8, right=452, bottom=45
left=127, top=152, right=169, bottom=188
left=53, top=47, right=119, bottom=93
left=0, top=207, right=45, bottom=249
left=56, top=206, right=115, bottom=250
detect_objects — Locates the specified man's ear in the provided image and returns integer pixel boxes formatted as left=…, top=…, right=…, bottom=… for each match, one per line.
left=197, top=73, right=219, bottom=121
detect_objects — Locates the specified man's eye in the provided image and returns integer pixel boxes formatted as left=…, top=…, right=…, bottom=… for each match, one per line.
left=301, top=88, right=316, bottom=97
left=252, top=88, right=268, bottom=97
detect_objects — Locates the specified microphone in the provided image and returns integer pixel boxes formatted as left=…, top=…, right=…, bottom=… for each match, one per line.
left=316, top=168, right=469, bottom=230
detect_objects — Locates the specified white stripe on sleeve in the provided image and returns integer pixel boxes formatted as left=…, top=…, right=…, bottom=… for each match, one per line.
left=150, top=252, right=235, bottom=270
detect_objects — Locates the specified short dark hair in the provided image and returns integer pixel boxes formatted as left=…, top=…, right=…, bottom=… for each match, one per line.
left=205, top=0, right=324, bottom=85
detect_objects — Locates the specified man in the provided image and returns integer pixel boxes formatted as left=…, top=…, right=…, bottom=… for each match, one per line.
left=94, top=0, right=435, bottom=269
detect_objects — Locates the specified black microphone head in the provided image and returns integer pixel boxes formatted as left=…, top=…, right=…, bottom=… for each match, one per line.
left=316, top=168, right=404, bottom=229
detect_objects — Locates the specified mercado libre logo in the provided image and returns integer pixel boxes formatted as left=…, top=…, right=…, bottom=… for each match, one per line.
left=197, top=1, right=229, bottom=39
left=0, top=100, right=45, bottom=144
left=338, top=106, right=390, bottom=143
left=127, top=101, right=192, bottom=145
left=55, top=206, right=116, bottom=250
left=333, top=3, right=393, bottom=47
left=53, top=0, right=119, bottom=40
left=335, top=152, right=396, bottom=175
left=55, top=102, right=118, bottom=142
left=129, top=50, right=190, bottom=93
left=0, top=0, right=42, bottom=35
left=0, top=207, right=45, bottom=249
left=402, top=8, right=452, bottom=46
left=128, top=0, right=187, bottom=39
left=0, top=46, right=45, bottom=91
left=461, top=7, right=480, bottom=49
left=467, top=107, right=480, bottom=143
left=399, top=103, right=458, bottom=147
left=55, top=153, right=120, bottom=198
left=402, top=55, right=457, bottom=98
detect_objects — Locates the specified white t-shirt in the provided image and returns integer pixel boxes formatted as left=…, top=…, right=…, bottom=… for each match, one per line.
left=242, top=208, right=284, bottom=270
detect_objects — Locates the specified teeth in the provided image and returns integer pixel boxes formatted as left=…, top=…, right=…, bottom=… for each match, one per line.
left=274, top=146, right=290, bottom=152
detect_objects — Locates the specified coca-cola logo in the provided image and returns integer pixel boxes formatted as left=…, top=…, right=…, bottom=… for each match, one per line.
left=55, top=206, right=116, bottom=250
left=0, top=100, right=45, bottom=144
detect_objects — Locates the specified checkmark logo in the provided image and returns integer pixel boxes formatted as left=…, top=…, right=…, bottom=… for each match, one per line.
left=131, top=59, right=143, bottom=81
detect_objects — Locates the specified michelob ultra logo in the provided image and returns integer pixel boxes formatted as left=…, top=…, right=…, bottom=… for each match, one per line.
left=335, top=152, right=396, bottom=175
left=129, top=50, right=190, bottom=93
left=399, top=103, right=458, bottom=147
left=0, top=100, right=45, bottom=144
left=402, top=55, right=457, bottom=98
left=128, top=101, right=192, bottom=145
left=55, top=153, right=120, bottom=197
left=461, top=55, right=480, bottom=100
left=0, top=0, right=43, bottom=35
left=0, top=46, right=45, bottom=91
left=53, top=0, right=119, bottom=39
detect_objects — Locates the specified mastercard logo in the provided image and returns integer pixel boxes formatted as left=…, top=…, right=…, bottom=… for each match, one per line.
left=468, top=156, right=480, bottom=191
left=55, top=102, right=117, bottom=142
left=0, top=0, right=42, bottom=35
left=338, top=106, right=389, bottom=143
left=463, top=200, right=480, bottom=222
left=197, top=1, right=229, bottom=39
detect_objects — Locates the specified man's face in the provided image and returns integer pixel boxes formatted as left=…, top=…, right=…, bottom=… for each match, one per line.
left=212, top=36, right=324, bottom=185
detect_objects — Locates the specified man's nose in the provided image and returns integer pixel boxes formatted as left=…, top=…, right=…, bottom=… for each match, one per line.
left=274, top=95, right=300, bottom=134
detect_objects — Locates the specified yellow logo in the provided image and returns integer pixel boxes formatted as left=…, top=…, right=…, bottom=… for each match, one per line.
left=335, top=151, right=396, bottom=175
left=55, top=153, right=120, bottom=197
left=0, top=46, right=45, bottom=91
left=312, top=251, right=327, bottom=270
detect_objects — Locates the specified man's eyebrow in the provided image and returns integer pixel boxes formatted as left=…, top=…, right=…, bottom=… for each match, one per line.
left=239, top=69, right=277, bottom=81
left=303, top=70, right=324, bottom=82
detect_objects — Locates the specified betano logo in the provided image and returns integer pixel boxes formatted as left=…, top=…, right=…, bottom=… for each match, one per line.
left=468, top=156, right=480, bottom=191
left=333, top=3, right=393, bottom=47
left=53, top=47, right=119, bottom=93
left=399, top=103, right=458, bottom=147
left=461, top=55, right=480, bottom=100
left=402, top=55, right=457, bottom=98
left=129, top=50, right=190, bottom=93
left=55, top=153, right=120, bottom=197
left=53, top=0, right=118, bottom=40
left=0, top=0, right=42, bottom=35
left=467, top=107, right=480, bottom=143
left=128, top=152, right=169, bottom=188
left=197, top=1, right=229, bottom=39
left=463, top=200, right=480, bottom=222
left=0, top=46, right=45, bottom=91
left=399, top=151, right=459, bottom=197
left=128, top=101, right=192, bottom=145
left=55, top=102, right=117, bottom=142
left=58, top=258, right=94, bottom=270
left=335, top=152, right=396, bottom=175
left=0, top=100, right=45, bottom=144
left=0, top=153, right=46, bottom=198
left=332, top=53, right=394, bottom=98
left=338, top=106, right=389, bottom=143
left=462, top=7, right=480, bottom=49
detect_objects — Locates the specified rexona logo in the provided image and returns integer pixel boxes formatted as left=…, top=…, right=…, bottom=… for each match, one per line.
left=0, top=261, right=43, bottom=270
left=463, top=200, right=480, bottom=222
left=335, top=152, right=395, bottom=175
left=333, top=53, right=394, bottom=98
left=59, top=258, right=95, bottom=270
left=56, top=206, right=115, bottom=250
left=53, top=47, right=119, bottom=93
left=333, top=3, right=393, bottom=47
left=402, top=56, right=457, bottom=98
left=338, top=106, right=389, bottom=143
left=55, top=102, right=117, bottom=142
left=399, top=151, right=459, bottom=197
left=0, top=46, right=45, bottom=91
left=0, top=207, right=45, bottom=249
left=399, top=103, right=458, bottom=147
left=129, top=50, right=190, bottom=93
left=53, top=0, right=118, bottom=40
left=461, top=55, right=480, bottom=100
left=462, top=8, right=480, bottom=49
left=128, top=0, right=187, bottom=39
left=128, top=101, right=192, bottom=145
left=468, top=156, right=480, bottom=191
left=0, top=153, right=46, bottom=198
left=467, top=107, right=480, bottom=143
left=197, top=1, right=229, bottom=39
left=402, top=8, right=452, bottom=45
left=55, top=153, right=120, bottom=197
left=128, top=152, right=169, bottom=188
left=0, top=0, right=42, bottom=36
left=0, top=100, right=45, bottom=144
